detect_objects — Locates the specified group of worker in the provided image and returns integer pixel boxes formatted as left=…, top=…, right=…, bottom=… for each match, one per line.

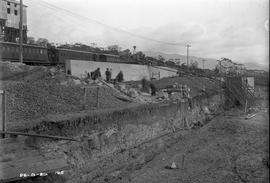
left=88, top=68, right=124, bottom=83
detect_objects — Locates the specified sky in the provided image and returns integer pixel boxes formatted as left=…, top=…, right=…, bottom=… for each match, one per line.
left=24, top=0, right=269, bottom=67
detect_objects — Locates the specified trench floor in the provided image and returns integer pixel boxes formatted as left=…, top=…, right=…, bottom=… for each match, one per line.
left=105, top=87, right=269, bottom=183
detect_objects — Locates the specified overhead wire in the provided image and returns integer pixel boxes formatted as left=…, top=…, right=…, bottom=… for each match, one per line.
left=27, top=1, right=110, bottom=47
left=28, top=0, right=185, bottom=46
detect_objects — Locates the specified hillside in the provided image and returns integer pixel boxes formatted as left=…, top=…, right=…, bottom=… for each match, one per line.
left=144, top=51, right=217, bottom=69
left=144, top=51, right=268, bottom=70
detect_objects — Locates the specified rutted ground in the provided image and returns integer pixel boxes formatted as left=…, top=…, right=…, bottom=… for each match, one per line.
left=106, top=86, right=269, bottom=183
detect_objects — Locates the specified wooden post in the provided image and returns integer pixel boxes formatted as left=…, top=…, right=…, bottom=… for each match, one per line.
left=182, top=154, right=185, bottom=170
left=244, top=100, right=248, bottom=113
left=83, top=87, right=87, bottom=110
left=96, top=87, right=99, bottom=109
left=0, top=90, right=6, bottom=138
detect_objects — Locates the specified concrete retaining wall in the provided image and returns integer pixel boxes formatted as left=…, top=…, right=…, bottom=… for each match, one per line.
left=65, top=60, right=177, bottom=81
left=28, top=94, right=225, bottom=182
left=149, top=66, right=178, bottom=79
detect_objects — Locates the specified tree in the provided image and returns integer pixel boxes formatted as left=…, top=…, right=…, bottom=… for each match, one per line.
left=27, top=37, right=35, bottom=45
left=190, top=61, right=199, bottom=69
left=120, top=49, right=131, bottom=56
left=133, top=45, right=136, bottom=54
left=214, top=66, right=219, bottom=74
left=134, top=51, right=145, bottom=61
left=157, top=55, right=165, bottom=62
left=107, top=45, right=121, bottom=54
left=36, top=38, right=49, bottom=47
left=120, top=49, right=132, bottom=61
left=180, top=63, right=187, bottom=70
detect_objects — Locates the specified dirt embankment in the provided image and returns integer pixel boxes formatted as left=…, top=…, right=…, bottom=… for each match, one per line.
left=110, top=86, right=269, bottom=183
left=9, top=87, right=268, bottom=183
left=0, top=62, right=132, bottom=125
left=9, top=92, right=224, bottom=183
left=1, top=62, right=222, bottom=127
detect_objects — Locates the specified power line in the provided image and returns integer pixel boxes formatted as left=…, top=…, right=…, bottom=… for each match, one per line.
left=29, top=2, right=101, bottom=39
left=28, top=0, right=185, bottom=46
left=202, top=59, right=206, bottom=70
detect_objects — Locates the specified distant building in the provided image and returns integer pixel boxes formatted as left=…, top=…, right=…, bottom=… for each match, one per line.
left=217, top=59, right=246, bottom=76
left=0, top=0, right=27, bottom=43
left=246, top=69, right=268, bottom=77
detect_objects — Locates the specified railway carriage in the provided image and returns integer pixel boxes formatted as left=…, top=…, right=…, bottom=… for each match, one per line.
left=0, top=41, right=140, bottom=66
left=0, top=41, right=49, bottom=65
left=56, top=48, right=97, bottom=65
left=99, top=53, right=120, bottom=62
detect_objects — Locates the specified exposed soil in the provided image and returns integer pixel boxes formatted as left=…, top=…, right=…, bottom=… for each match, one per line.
left=100, top=86, right=269, bottom=183
left=2, top=62, right=268, bottom=183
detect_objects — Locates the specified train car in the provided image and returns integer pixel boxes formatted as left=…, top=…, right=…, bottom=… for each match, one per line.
left=56, top=48, right=97, bottom=65
left=55, top=48, right=122, bottom=64
left=0, top=41, right=49, bottom=65
left=1, top=41, right=137, bottom=66
left=98, top=53, right=120, bottom=62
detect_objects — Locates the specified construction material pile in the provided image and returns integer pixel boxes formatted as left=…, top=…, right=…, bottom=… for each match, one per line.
left=121, top=76, right=222, bottom=104
left=1, top=62, right=132, bottom=123
left=151, top=76, right=221, bottom=97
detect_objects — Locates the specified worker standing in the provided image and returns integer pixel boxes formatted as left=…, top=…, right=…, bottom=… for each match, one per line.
left=92, top=68, right=101, bottom=80
left=105, top=68, right=112, bottom=82
left=116, top=71, right=124, bottom=82
left=149, top=82, right=157, bottom=96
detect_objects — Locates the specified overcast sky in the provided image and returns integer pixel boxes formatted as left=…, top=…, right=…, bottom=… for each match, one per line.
left=25, top=0, right=269, bottom=66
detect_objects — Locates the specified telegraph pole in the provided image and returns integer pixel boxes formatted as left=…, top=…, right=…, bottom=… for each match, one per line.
left=19, top=0, right=23, bottom=63
left=186, top=44, right=191, bottom=70
left=202, top=59, right=206, bottom=70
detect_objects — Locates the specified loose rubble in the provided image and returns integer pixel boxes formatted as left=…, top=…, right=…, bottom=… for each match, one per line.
left=0, top=62, right=221, bottom=124
left=1, top=62, right=131, bottom=123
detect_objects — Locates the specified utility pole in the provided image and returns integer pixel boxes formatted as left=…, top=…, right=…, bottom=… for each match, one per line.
left=19, top=0, right=23, bottom=63
left=186, top=44, right=191, bottom=70
left=202, top=59, right=206, bottom=70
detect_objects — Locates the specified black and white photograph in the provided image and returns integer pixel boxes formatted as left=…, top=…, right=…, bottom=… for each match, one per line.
left=0, top=0, right=269, bottom=182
